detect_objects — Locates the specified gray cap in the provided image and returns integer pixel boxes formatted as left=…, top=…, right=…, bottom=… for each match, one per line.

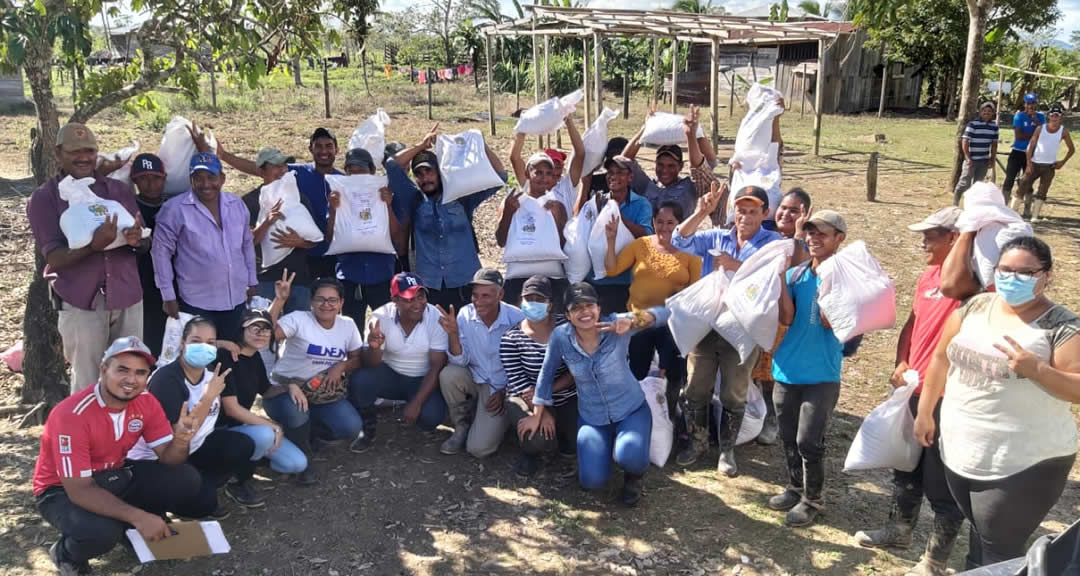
left=908, top=206, right=962, bottom=232
left=345, top=147, right=376, bottom=172
left=805, top=209, right=847, bottom=234
left=471, top=268, right=504, bottom=287
left=526, top=151, right=554, bottom=169
left=255, top=147, right=295, bottom=169
left=604, top=155, right=633, bottom=172
left=101, top=336, right=155, bottom=366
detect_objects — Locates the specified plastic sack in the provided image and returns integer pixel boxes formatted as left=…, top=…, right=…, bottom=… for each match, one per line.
left=641, top=112, right=705, bottom=146
left=348, top=108, right=391, bottom=166
left=712, top=379, right=767, bottom=446
left=436, top=130, right=505, bottom=205
left=158, top=116, right=216, bottom=196
left=731, top=83, right=784, bottom=170
left=581, top=108, right=620, bottom=174
left=957, top=182, right=1024, bottom=233
left=712, top=309, right=756, bottom=365
left=817, top=241, right=897, bottom=343
left=587, top=200, right=633, bottom=280
left=844, top=371, right=922, bottom=472
left=514, top=90, right=584, bottom=135
left=972, top=221, right=1034, bottom=288
left=323, top=174, right=393, bottom=256
left=722, top=239, right=794, bottom=355
left=728, top=142, right=782, bottom=223
left=257, top=172, right=325, bottom=268
left=666, top=271, right=730, bottom=356
left=563, top=201, right=598, bottom=283
left=640, top=376, right=674, bottom=468
left=101, top=140, right=140, bottom=186
left=1, top=340, right=23, bottom=373
left=503, top=194, right=567, bottom=263
left=158, top=312, right=195, bottom=367
left=58, top=176, right=136, bottom=251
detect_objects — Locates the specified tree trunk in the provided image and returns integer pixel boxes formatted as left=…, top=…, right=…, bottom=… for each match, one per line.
left=292, top=54, right=304, bottom=87
left=473, top=54, right=480, bottom=92
left=948, top=0, right=994, bottom=193
left=360, top=41, right=371, bottom=97
left=622, top=74, right=630, bottom=120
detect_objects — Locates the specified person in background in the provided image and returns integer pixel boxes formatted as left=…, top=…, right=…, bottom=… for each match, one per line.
left=521, top=283, right=668, bottom=506
left=439, top=269, right=525, bottom=457
left=854, top=207, right=965, bottom=576
left=27, top=123, right=146, bottom=393
left=915, top=236, right=1080, bottom=570
left=767, top=210, right=847, bottom=527
left=510, top=115, right=584, bottom=217
left=502, top=276, right=577, bottom=478
left=953, top=102, right=1000, bottom=206
left=34, top=337, right=208, bottom=575
left=1016, top=103, right=1074, bottom=221
left=622, top=110, right=697, bottom=220
left=683, top=107, right=728, bottom=226
left=1001, top=93, right=1044, bottom=205
left=585, top=137, right=630, bottom=200
left=391, top=124, right=508, bottom=312
left=130, top=153, right=169, bottom=357
left=152, top=153, right=257, bottom=343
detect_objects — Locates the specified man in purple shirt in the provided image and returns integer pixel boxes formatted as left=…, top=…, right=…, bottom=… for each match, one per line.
left=26, top=123, right=146, bottom=394
left=152, top=153, right=257, bottom=342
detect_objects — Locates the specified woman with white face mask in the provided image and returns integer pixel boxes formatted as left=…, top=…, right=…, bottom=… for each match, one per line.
left=914, top=235, right=1080, bottom=570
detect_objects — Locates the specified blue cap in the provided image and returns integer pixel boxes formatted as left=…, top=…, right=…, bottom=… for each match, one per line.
left=189, top=152, right=222, bottom=175
left=1024, top=93, right=1038, bottom=104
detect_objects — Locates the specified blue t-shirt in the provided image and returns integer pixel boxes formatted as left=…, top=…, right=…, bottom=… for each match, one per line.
left=1012, top=111, right=1046, bottom=152
left=289, top=163, right=343, bottom=258
left=772, top=265, right=843, bottom=385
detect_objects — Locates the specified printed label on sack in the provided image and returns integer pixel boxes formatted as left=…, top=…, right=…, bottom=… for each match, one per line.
left=352, top=196, right=377, bottom=234
left=517, top=213, right=537, bottom=246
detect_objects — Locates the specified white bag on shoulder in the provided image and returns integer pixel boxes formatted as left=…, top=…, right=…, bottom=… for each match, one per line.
left=503, top=194, right=567, bottom=263
left=58, top=176, right=137, bottom=251
left=257, top=172, right=325, bottom=268
left=721, top=239, right=794, bottom=355
left=323, top=174, right=394, bottom=256
left=581, top=108, right=620, bottom=174
left=101, top=140, right=140, bottom=186
left=587, top=200, right=633, bottom=280
left=640, top=376, right=674, bottom=468
left=972, top=221, right=1033, bottom=288
left=563, top=201, right=598, bottom=283
left=514, top=90, right=584, bottom=135
left=817, top=241, right=897, bottom=343
left=158, top=116, right=216, bottom=196
left=158, top=312, right=195, bottom=367
left=641, top=112, right=705, bottom=146
left=436, top=130, right=505, bottom=204
left=348, top=108, right=392, bottom=167
left=728, top=142, right=782, bottom=223
left=844, top=372, right=923, bottom=472
left=667, top=271, right=730, bottom=357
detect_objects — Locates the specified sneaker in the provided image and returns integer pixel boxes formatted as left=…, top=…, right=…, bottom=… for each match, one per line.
left=621, top=474, right=644, bottom=507
left=514, top=454, right=539, bottom=478
left=785, top=501, right=821, bottom=527
left=767, top=489, right=802, bottom=511
left=439, top=427, right=469, bottom=456
left=854, top=522, right=914, bottom=549
left=49, top=540, right=91, bottom=575
left=716, top=449, right=738, bottom=477
left=225, top=480, right=266, bottom=508
left=349, top=432, right=373, bottom=454
left=296, top=467, right=318, bottom=486
left=904, top=557, right=948, bottom=576
left=209, top=503, right=231, bottom=520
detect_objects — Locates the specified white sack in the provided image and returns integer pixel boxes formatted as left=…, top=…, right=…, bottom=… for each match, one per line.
left=712, top=378, right=767, bottom=446
left=730, top=83, right=784, bottom=170
left=257, top=172, right=325, bottom=268
left=641, top=112, right=706, bottom=146
left=158, top=312, right=195, bottom=367
left=817, top=241, right=897, bottom=343
left=844, top=371, right=923, bottom=472
left=723, top=239, right=794, bottom=353
left=503, top=194, right=567, bottom=263
left=728, top=142, right=782, bottom=223
left=514, top=90, right=584, bottom=135
left=323, top=174, right=394, bottom=256
left=581, top=108, right=620, bottom=174
left=640, top=376, right=674, bottom=468
left=712, top=308, right=757, bottom=365
left=667, top=271, right=730, bottom=357
left=158, top=116, right=217, bottom=196
left=58, top=176, right=137, bottom=251
left=436, top=130, right=505, bottom=205
left=101, top=140, right=140, bottom=186
left=956, top=183, right=1033, bottom=287
left=348, top=108, right=392, bottom=166
left=587, top=200, right=633, bottom=280
left=563, top=202, right=598, bottom=283
left=972, top=221, right=1034, bottom=287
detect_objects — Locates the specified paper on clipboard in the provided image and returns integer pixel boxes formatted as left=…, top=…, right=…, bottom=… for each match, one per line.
left=126, top=521, right=230, bottom=563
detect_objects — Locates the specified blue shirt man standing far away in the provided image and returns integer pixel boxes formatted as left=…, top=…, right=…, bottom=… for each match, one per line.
left=1002, top=92, right=1046, bottom=203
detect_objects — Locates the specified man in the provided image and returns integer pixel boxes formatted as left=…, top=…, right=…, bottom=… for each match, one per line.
left=767, top=210, right=847, bottom=527
left=1001, top=93, right=1044, bottom=205
left=954, top=102, right=1000, bottom=206
left=585, top=137, right=630, bottom=199
left=243, top=147, right=315, bottom=314
left=27, top=123, right=146, bottom=393
left=33, top=337, right=208, bottom=575
left=152, top=153, right=257, bottom=342
left=672, top=183, right=783, bottom=475
left=509, top=115, right=584, bottom=218
left=391, top=124, right=508, bottom=312
left=622, top=112, right=698, bottom=220
left=438, top=269, right=525, bottom=457
left=130, top=154, right=169, bottom=358
left=854, top=207, right=966, bottom=576
left=1017, top=103, right=1074, bottom=221
left=349, top=272, right=449, bottom=452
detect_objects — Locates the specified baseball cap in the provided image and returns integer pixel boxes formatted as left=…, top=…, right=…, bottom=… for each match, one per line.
left=189, top=152, right=222, bottom=176
left=1024, top=93, right=1038, bottom=104
left=130, top=153, right=165, bottom=178
left=1049, top=104, right=1064, bottom=116
left=908, top=206, right=962, bottom=232
left=604, top=155, right=633, bottom=172
left=255, top=147, right=294, bottom=169
left=733, top=185, right=770, bottom=209
left=56, top=123, right=97, bottom=150
left=101, top=336, right=155, bottom=366
left=411, top=150, right=438, bottom=173
left=980, top=101, right=996, bottom=111
left=521, top=275, right=553, bottom=300
left=805, top=209, right=847, bottom=234
left=309, top=127, right=337, bottom=146
left=242, top=308, right=273, bottom=329
left=656, top=144, right=683, bottom=164
left=564, top=282, right=599, bottom=308
left=471, top=268, right=504, bottom=287
left=526, top=151, right=554, bottom=169
left=384, top=142, right=406, bottom=162
left=390, top=272, right=427, bottom=299
left=544, top=149, right=567, bottom=165
left=344, top=148, right=376, bottom=172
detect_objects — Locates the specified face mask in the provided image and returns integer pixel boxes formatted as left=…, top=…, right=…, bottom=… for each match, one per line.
left=183, top=342, right=218, bottom=368
left=521, top=301, right=550, bottom=322
left=994, top=271, right=1039, bottom=307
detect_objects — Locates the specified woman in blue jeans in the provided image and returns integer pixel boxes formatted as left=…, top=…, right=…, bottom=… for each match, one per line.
left=520, top=282, right=667, bottom=506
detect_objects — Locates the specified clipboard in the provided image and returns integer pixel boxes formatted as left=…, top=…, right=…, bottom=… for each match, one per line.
left=125, top=521, right=230, bottom=563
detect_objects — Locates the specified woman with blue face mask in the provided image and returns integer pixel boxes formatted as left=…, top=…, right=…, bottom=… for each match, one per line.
left=500, top=276, right=577, bottom=478
left=914, top=235, right=1080, bottom=570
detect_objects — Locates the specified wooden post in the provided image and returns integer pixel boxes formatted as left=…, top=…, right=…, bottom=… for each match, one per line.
left=209, top=66, right=218, bottom=110
left=813, top=39, right=825, bottom=156
left=866, top=151, right=879, bottom=202
left=728, top=71, right=735, bottom=118
left=71, top=63, right=77, bottom=102
left=583, top=38, right=591, bottom=126
left=670, top=37, right=679, bottom=113
left=622, top=74, right=630, bottom=120
left=801, top=62, right=808, bottom=118
left=652, top=37, right=661, bottom=106
left=710, top=37, right=719, bottom=148
left=322, top=58, right=331, bottom=119
left=878, top=42, right=888, bottom=118
left=427, top=71, right=433, bottom=121
left=486, top=35, right=495, bottom=136
left=749, top=52, right=757, bottom=82
left=995, top=68, right=1005, bottom=119
left=594, top=32, right=603, bottom=116
left=533, top=22, right=542, bottom=148
left=545, top=35, right=554, bottom=149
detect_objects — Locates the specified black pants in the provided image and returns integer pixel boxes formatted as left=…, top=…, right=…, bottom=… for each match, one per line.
left=774, top=381, right=841, bottom=502
left=946, top=453, right=1075, bottom=569
left=178, top=301, right=246, bottom=343
left=506, top=395, right=578, bottom=457
left=893, top=396, right=965, bottom=524
left=36, top=460, right=209, bottom=565
left=427, top=284, right=473, bottom=313
left=1002, top=149, right=1027, bottom=203
left=503, top=277, right=570, bottom=314
left=587, top=282, right=629, bottom=316
left=187, top=428, right=256, bottom=511
left=342, top=279, right=392, bottom=338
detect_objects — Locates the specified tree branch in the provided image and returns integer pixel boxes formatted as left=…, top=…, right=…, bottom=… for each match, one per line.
left=70, top=47, right=185, bottom=124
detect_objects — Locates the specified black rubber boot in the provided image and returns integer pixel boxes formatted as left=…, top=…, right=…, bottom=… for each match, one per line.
left=622, top=473, right=644, bottom=507
left=904, top=513, right=964, bottom=576
left=675, top=407, right=708, bottom=467
left=716, top=408, right=744, bottom=477
left=854, top=478, right=921, bottom=549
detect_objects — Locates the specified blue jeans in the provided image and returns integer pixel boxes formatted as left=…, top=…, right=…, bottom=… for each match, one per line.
left=256, top=282, right=311, bottom=315
left=229, top=424, right=308, bottom=474
left=348, top=364, right=447, bottom=431
left=262, top=391, right=364, bottom=441
left=577, top=399, right=652, bottom=490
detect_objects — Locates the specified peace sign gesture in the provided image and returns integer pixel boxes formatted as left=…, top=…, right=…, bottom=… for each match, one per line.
left=173, top=402, right=198, bottom=444
left=794, top=200, right=813, bottom=241
left=206, top=363, right=232, bottom=400
left=367, top=318, right=386, bottom=350
left=436, top=304, right=458, bottom=337
left=421, top=122, right=441, bottom=150
left=275, top=267, right=296, bottom=302
left=993, top=335, right=1044, bottom=380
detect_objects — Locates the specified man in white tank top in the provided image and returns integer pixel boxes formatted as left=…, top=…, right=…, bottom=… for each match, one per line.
left=1016, top=103, right=1074, bottom=221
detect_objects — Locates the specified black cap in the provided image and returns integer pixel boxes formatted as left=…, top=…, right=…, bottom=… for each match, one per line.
left=1049, top=103, right=1065, bottom=116
left=564, top=282, right=599, bottom=308
left=130, top=153, right=166, bottom=178
left=604, top=155, right=633, bottom=173
left=384, top=141, right=407, bottom=163
left=656, top=144, right=683, bottom=164
left=344, top=148, right=376, bottom=172
left=411, top=150, right=439, bottom=173
left=604, top=137, right=629, bottom=163
left=309, top=127, right=338, bottom=146
left=471, top=268, right=504, bottom=287
left=242, top=308, right=273, bottom=329
left=733, top=185, right=770, bottom=209
left=521, top=275, right=553, bottom=300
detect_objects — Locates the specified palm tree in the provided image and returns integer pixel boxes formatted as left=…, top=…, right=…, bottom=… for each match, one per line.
left=671, top=0, right=726, bottom=14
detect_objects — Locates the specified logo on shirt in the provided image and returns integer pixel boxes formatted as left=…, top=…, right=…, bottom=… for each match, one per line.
left=923, top=287, right=944, bottom=301
left=58, top=435, right=72, bottom=454
left=305, top=344, right=347, bottom=360
left=127, top=419, right=143, bottom=434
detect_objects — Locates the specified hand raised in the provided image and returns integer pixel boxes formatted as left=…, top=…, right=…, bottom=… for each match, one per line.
left=367, top=318, right=385, bottom=350
left=436, top=304, right=458, bottom=336
left=275, top=267, right=296, bottom=301
left=91, top=213, right=119, bottom=252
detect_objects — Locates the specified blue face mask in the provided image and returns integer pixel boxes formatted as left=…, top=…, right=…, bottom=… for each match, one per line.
left=521, top=301, right=550, bottom=322
left=183, top=342, right=218, bottom=368
left=994, top=271, right=1040, bottom=307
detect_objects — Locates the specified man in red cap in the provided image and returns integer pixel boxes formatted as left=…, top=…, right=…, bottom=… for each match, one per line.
left=509, top=115, right=585, bottom=219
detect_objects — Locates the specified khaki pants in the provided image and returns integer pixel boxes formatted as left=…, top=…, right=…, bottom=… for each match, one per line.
left=684, top=331, right=760, bottom=413
left=58, top=295, right=143, bottom=394
left=439, top=364, right=509, bottom=458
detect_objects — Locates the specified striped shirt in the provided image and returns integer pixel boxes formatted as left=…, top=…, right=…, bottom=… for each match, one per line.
left=499, top=316, right=576, bottom=406
left=962, top=120, right=999, bottom=161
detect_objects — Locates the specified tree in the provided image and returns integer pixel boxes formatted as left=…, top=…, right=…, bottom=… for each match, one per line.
left=430, top=0, right=458, bottom=68
left=333, top=0, right=381, bottom=96
left=671, top=0, right=725, bottom=14
left=797, top=1, right=846, bottom=19
left=454, top=19, right=484, bottom=91
left=949, top=0, right=995, bottom=192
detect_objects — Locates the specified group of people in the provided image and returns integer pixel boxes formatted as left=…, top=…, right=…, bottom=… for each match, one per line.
left=26, top=97, right=1080, bottom=576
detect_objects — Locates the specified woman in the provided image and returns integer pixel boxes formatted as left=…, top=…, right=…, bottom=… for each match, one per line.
left=502, top=276, right=577, bottom=478
left=520, top=283, right=668, bottom=506
left=915, top=235, right=1080, bottom=569
left=265, top=272, right=367, bottom=453
left=216, top=309, right=313, bottom=484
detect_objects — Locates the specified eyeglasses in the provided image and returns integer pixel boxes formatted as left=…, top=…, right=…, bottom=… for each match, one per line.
left=313, top=297, right=342, bottom=306
left=245, top=325, right=271, bottom=335
left=995, top=268, right=1044, bottom=282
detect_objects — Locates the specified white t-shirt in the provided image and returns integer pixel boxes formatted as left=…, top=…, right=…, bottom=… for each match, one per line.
left=369, top=303, right=449, bottom=378
left=127, top=369, right=220, bottom=460
left=273, top=312, right=363, bottom=381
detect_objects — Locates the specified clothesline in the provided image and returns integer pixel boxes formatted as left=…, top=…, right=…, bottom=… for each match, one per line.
left=384, top=63, right=475, bottom=84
